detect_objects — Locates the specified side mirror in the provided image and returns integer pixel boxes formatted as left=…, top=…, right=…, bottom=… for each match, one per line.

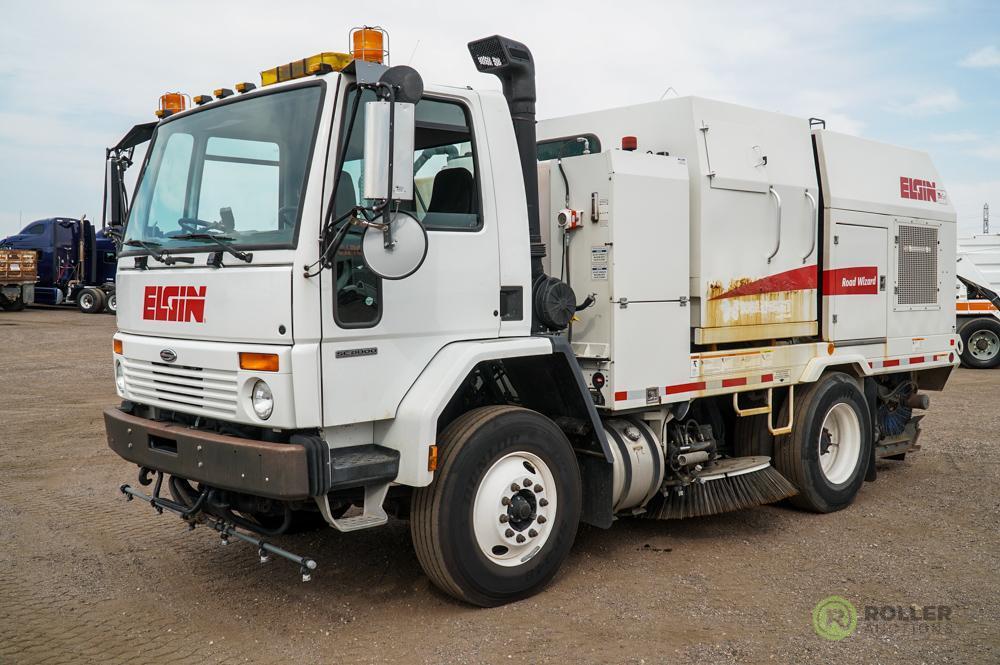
left=361, top=65, right=423, bottom=202
left=363, top=100, right=415, bottom=201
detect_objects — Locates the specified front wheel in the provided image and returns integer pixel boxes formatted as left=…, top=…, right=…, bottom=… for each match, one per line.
left=959, top=317, right=1000, bottom=368
left=104, top=291, right=117, bottom=314
left=410, top=405, right=582, bottom=607
left=773, top=372, right=872, bottom=513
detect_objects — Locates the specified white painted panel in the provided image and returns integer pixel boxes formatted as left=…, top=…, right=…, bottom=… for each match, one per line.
left=824, top=223, right=887, bottom=341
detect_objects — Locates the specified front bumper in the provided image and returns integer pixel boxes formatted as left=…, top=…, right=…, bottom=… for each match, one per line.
left=104, top=407, right=401, bottom=501
left=105, top=407, right=313, bottom=500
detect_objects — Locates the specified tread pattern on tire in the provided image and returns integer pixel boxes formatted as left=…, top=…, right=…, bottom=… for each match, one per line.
left=410, top=404, right=524, bottom=604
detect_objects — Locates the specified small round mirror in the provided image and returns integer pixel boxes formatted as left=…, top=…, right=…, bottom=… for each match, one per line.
left=361, top=210, right=428, bottom=280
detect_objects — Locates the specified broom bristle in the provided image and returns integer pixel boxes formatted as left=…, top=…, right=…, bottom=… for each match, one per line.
left=645, top=463, right=798, bottom=520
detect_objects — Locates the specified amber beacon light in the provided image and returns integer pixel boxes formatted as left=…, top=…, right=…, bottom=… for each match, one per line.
left=350, top=26, right=388, bottom=64
left=155, top=92, right=188, bottom=118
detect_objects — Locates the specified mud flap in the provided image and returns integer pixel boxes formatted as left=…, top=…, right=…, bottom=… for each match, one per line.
left=863, top=377, right=878, bottom=482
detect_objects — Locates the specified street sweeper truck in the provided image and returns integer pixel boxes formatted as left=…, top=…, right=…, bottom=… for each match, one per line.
left=106, top=29, right=957, bottom=606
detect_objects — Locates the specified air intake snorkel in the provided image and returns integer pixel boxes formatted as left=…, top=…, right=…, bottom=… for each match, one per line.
left=467, top=35, right=575, bottom=333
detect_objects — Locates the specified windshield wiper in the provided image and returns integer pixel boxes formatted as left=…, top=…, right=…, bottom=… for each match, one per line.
left=123, top=239, right=194, bottom=265
left=172, top=233, right=253, bottom=264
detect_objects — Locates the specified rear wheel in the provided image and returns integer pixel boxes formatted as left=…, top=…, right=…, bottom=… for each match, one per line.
left=959, top=318, right=1000, bottom=369
left=77, top=287, right=105, bottom=314
left=411, top=405, right=582, bottom=607
left=773, top=372, right=872, bottom=513
left=0, top=295, right=25, bottom=311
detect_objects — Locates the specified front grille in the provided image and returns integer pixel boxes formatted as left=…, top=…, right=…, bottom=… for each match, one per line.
left=897, top=225, right=938, bottom=306
left=122, top=359, right=239, bottom=418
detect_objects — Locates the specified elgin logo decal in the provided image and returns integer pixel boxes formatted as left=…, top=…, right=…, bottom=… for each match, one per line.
left=142, top=285, right=207, bottom=322
left=823, top=267, right=878, bottom=296
left=899, top=176, right=945, bottom=204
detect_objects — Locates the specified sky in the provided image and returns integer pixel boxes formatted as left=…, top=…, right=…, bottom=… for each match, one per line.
left=0, top=0, right=997, bottom=239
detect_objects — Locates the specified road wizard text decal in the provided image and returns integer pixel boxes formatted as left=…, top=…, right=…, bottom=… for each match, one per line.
left=142, top=285, right=207, bottom=322
left=822, top=267, right=878, bottom=295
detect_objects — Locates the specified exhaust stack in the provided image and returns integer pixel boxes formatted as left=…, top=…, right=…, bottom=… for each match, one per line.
left=468, top=35, right=576, bottom=332
left=467, top=35, right=543, bottom=280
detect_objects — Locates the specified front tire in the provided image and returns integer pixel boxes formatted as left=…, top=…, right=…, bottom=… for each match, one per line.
left=411, top=405, right=582, bottom=607
left=959, top=317, right=1000, bottom=369
left=773, top=372, right=872, bottom=513
left=104, top=290, right=117, bottom=314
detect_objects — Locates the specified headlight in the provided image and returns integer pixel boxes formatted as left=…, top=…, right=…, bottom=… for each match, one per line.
left=251, top=379, right=274, bottom=420
left=115, top=360, right=126, bottom=393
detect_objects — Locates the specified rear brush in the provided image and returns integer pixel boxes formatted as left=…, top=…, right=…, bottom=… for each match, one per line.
left=644, top=456, right=797, bottom=520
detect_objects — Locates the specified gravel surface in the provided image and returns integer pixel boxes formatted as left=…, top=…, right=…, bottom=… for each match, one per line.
left=1, top=308, right=997, bottom=664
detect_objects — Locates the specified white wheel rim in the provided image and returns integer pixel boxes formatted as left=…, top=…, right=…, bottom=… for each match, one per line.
left=968, top=330, right=999, bottom=361
left=108, top=295, right=117, bottom=311
left=818, top=403, right=862, bottom=485
left=80, top=293, right=94, bottom=308
left=472, top=451, right=557, bottom=568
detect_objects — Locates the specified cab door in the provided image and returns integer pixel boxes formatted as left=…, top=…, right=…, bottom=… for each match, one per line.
left=319, top=89, right=500, bottom=427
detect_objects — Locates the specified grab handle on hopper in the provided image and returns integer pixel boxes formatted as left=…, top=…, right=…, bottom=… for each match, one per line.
left=767, top=186, right=782, bottom=264
left=803, top=189, right=818, bottom=264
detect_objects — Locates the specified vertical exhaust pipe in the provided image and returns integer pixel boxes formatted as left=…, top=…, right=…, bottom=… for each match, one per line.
left=467, top=35, right=575, bottom=332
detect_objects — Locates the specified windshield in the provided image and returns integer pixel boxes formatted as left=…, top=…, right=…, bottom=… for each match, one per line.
left=123, top=85, right=323, bottom=253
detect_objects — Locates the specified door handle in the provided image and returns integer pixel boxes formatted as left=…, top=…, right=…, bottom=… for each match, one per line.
left=879, top=275, right=886, bottom=292
left=803, top=190, right=817, bottom=264
left=767, top=186, right=782, bottom=264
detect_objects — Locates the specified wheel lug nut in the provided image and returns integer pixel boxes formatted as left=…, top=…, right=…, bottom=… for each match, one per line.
left=501, top=496, right=511, bottom=506
left=516, top=534, right=526, bottom=543
left=537, top=515, right=547, bottom=524
left=499, top=515, right=509, bottom=523
left=529, top=529, right=538, bottom=538
left=539, top=498, right=548, bottom=507
left=510, top=483, right=520, bottom=492
left=505, top=529, right=514, bottom=538
left=534, top=484, right=543, bottom=493
left=523, top=479, right=532, bottom=488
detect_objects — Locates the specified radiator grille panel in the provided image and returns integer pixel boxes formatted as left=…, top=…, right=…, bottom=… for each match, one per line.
left=897, top=225, right=938, bottom=306
left=122, top=359, right=238, bottom=418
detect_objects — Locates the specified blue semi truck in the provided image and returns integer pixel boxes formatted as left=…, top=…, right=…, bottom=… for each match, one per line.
left=0, top=121, right=155, bottom=314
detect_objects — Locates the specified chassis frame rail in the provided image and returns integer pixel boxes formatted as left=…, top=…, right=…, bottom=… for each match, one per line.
left=119, top=482, right=318, bottom=581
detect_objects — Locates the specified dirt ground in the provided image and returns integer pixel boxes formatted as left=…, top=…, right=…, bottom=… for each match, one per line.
left=1, top=307, right=997, bottom=664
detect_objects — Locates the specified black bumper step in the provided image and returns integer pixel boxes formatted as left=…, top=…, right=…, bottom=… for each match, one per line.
left=292, top=435, right=400, bottom=496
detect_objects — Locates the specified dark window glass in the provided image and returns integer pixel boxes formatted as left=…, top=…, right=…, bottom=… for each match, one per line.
left=24, top=223, right=46, bottom=235
left=536, top=134, right=601, bottom=161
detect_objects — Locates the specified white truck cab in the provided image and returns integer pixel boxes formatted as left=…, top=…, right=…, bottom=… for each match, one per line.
left=108, top=32, right=957, bottom=606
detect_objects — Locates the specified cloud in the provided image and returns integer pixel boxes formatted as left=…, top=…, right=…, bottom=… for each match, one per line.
left=969, top=144, right=1000, bottom=161
left=888, top=90, right=961, bottom=116
left=960, top=45, right=1000, bottom=68
left=929, top=132, right=981, bottom=143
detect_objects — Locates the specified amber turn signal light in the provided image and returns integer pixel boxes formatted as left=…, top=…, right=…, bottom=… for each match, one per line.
left=113, top=338, right=123, bottom=355
left=427, top=444, right=439, bottom=472
left=239, top=352, right=279, bottom=372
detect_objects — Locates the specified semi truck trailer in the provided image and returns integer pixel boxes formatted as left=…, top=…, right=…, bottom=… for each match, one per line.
left=0, top=249, right=38, bottom=311
left=107, top=29, right=957, bottom=606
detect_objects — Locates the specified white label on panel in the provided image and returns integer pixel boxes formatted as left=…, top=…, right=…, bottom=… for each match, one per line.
left=591, top=246, right=609, bottom=280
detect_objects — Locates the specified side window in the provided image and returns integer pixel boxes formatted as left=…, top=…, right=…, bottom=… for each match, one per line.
left=24, top=223, right=46, bottom=235
left=410, top=99, right=480, bottom=231
left=197, top=137, right=280, bottom=232
left=146, top=133, right=194, bottom=238
left=537, top=133, right=601, bottom=161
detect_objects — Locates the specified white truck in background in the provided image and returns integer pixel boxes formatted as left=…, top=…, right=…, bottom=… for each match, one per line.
left=955, top=234, right=1000, bottom=368
left=106, top=30, right=957, bottom=606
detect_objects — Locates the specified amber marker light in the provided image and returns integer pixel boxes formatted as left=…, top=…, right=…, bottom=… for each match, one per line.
left=239, top=352, right=279, bottom=372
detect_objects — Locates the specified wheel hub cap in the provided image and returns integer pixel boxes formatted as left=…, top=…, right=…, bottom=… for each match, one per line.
left=472, top=452, right=557, bottom=567
left=969, top=330, right=999, bottom=360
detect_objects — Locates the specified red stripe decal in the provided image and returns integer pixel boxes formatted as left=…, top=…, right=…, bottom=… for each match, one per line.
left=822, top=266, right=879, bottom=295
left=761, top=373, right=774, bottom=383
left=614, top=391, right=628, bottom=402
left=883, top=359, right=900, bottom=367
left=722, top=377, right=747, bottom=388
left=709, top=265, right=818, bottom=300
left=909, top=356, right=925, bottom=364
left=665, top=381, right=706, bottom=395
